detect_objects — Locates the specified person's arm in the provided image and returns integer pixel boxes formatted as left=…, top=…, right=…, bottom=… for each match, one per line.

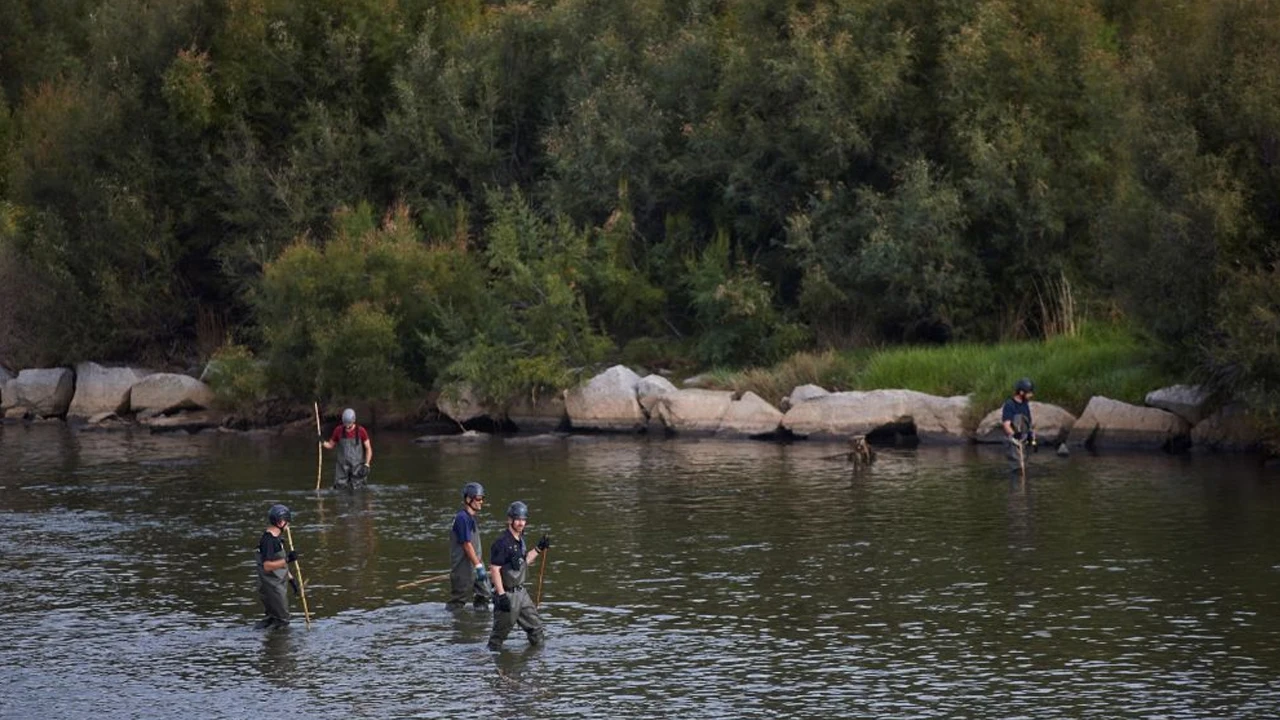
left=361, top=428, right=372, bottom=465
left=322, top=426, right=337, bottom=450
left=489, top=542, right=507, bottom=596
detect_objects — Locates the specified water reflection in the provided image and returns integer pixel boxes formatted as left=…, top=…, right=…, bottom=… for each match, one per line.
left=1, top=425, right=1278, bottom=719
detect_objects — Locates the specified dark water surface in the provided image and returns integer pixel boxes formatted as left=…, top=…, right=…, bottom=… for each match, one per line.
left=1, top=424, right=1278, bottom=719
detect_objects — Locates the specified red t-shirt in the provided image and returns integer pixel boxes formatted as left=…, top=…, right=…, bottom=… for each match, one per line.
left=329, top=425, right=369, bottom=443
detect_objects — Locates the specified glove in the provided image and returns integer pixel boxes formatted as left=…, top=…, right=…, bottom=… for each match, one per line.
left=473, top=565, right=487, bottom=584
left=536, top=534, right=551, bottom=552
left=286, top=550, right=299, bottom=564
left=1007, top=435, right=1022, bottom=447
left=288, top=577, right=300, bottom=597
left=494, top=593, right=512, bottom=612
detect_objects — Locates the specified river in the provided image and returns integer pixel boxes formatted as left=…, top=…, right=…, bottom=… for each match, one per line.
left=1, top=424, right=1278, bottom=718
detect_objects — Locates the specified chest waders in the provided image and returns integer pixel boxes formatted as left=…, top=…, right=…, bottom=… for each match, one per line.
left=334, top=431, right=364, bottom=489
left=487, top=535, right=545, bottom=651
left=257, top=542, right=290, bottom=628
left=448, top=519, right=489, bottom=609
left=1007, top=413, right=1031, bottom=472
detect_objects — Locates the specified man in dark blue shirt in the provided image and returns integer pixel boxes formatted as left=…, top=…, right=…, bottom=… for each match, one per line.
left=447, top=481, right=490, bottom=610
left=487, top=500, right=550, bottom=652
left=1002, top=378, right=1036, bottom=472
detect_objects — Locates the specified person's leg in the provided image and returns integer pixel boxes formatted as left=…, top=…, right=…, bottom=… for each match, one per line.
left=515, top=589, right=545, bottom=646
left=487, top=599, right=515, bottom=651
left=446, top=562, right=470, bottom=609
left=260, top=581, right=290, bottom=628
left=333, top=461, right=352, bottom=489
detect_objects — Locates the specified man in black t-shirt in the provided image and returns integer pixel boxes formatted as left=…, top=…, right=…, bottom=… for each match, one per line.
left=256, top=504, right=299, bottom=629
left=486, top=500, right=550, bottom=652
left=1002, top=378, right=1036, bottom=472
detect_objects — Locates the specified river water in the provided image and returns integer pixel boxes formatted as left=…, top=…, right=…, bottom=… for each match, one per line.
left=1, top=424, right=1278, bottom=719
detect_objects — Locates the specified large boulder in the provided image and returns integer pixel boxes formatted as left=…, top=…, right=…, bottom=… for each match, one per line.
left=636, top=374, right=678, bottom=417
left=1191, top=404, right=1262, bottom=452
left=1067, top=396, right=1191, bottom=451
left=130, top=373, right=215, bottom=414
left=781, top=389, right=970, bottom=442
left=721, top=391, right=785, bottom=438
left=67, top=362, right=151, bottom=420
left=6, top=368, right=75, bottom=417
left=654, top=389, right=734, bottom=434
left=653, top=389, right=784, bottom=438
left=565, top=365, right=645, bottom=432
left=973, top=402, right=1077, bottom=445
left=437, top=383, right=492, bottom=425
left=1145, top=384, right=1212, bottom=426
left=781, top=384, right=830, bottom=411
left=504, top=390, right=568, bottom=432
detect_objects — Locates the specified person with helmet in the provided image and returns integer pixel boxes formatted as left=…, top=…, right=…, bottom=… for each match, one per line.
left=256, top=504, right=300, bottom=629
left=447, top=481, right=491, bottom=610
left=1002, top=378, right=1037, bottom=471
left=486, top=500, right=551, bottom=652
left=321, top=408, right=373, bottom=490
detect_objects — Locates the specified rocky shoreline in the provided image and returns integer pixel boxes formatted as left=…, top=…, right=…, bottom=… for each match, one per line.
left=0, top=362, right=1265, bottom=454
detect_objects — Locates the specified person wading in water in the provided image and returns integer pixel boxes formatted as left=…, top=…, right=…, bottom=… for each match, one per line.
left=321, top=408, right=373, bottom=490
left=256, top=504, right=300, bottom=629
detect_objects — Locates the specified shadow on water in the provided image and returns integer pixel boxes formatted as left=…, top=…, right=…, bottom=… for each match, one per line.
left=1, top=424, right=1279, bottom=718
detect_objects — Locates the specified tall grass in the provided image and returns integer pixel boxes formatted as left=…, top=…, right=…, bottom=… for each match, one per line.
left=706, top=322, right=1178, bottom=417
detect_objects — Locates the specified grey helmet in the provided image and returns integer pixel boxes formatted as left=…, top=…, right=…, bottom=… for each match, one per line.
left=268, top=504, right=292, bottom=525
left=341, top=408, right=356, bottom=424
left=462, top=481, right=485, bottom=500
left=1014, top=378, right=1035, bottom=394
left=507, top=500, right=529, bottom=520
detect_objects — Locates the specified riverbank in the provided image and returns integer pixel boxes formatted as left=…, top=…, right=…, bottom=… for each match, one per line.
left=1, top=324, right=1272, bottom=456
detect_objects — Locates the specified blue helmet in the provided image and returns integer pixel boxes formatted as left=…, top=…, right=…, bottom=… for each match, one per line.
left=342, top=408, right=356, bottom=424
left=462, top=482, right=485, bottom=500
left=507, top=501, right=529, bottom=520
left=1014, top=378, right=1035, bottom=394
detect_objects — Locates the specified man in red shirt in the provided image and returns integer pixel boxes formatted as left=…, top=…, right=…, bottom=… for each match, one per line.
left=321, top=408, right=373, bottom=489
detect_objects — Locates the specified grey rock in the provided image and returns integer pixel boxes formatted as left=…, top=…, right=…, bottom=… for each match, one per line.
left=1191, top=404, right=1262, bottom=452
left=1067, top=396, right=1191, bottom=451
left=131, top=373, right=215, bottom=414
left=8, top=368, right=75, bottom=417
left=565, top=365, right=645, bottom=432
left=781, top=389, right=970, bottom=443
left=67, top=362, right=151, bottom=420
left=1145, top=384, right=1211, bottom=426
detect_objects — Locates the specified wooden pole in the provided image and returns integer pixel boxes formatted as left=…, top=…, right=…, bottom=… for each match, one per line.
left=284, top=524, right=312, bottom=628
left=535, top=548, right=549, bottom=608
left=396, top=572, right=451, bottom=590
left=314, top=402, right=323, bottom=492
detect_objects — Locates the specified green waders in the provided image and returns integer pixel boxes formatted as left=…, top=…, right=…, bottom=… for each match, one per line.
left=487, top=536, right=545, bottom=651
left=256, top=543, right=290, bottom=629
left=334, top=430, right=365, bottom=490
left=448, top=518, right=489, bottom=609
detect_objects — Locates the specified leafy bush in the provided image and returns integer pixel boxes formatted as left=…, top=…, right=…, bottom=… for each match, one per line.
left=204, top=343, right=269, bottom=414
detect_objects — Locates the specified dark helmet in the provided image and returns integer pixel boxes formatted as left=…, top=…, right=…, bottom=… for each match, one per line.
left=507, top=500, right=529, bottom=520
left=462, top=481, right=485, bottom=500
left=1014, top=377, right=1035, bottom=394
left=268, top=504, right=292, bottom=525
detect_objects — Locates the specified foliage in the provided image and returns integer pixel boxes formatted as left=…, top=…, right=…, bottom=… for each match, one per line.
left=204, top=343, right=269, bottom=414
left=1, top=0, right=1279, bottom=428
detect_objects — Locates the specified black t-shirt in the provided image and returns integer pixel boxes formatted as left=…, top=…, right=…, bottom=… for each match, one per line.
left=259, top=531, right=284, bottom=565
left=490, top=530, right=525, bottom=570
